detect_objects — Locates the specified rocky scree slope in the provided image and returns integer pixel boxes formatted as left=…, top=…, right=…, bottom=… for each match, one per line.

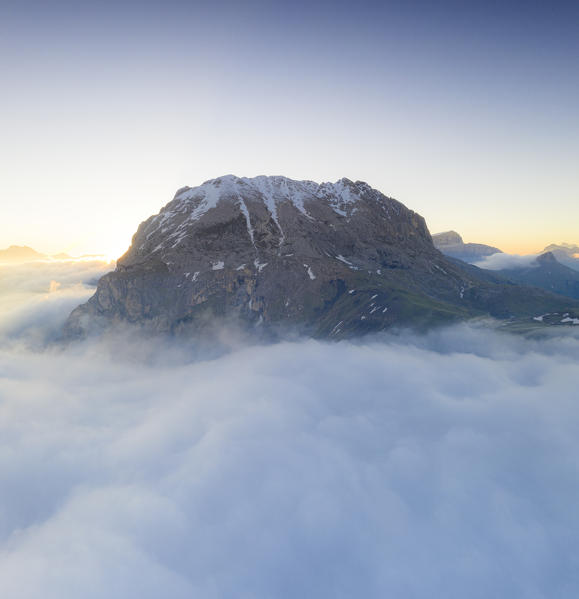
left=64, top=176, right=579, bottom=339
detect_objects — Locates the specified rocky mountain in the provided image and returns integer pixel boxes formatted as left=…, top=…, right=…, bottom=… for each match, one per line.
left=431, top=231, right=463, bottom=247
left=0, top=245, right=46, bottom=262
left=432, top=231, right=501, bottom=263
left=541, top=243, right=579, bottom=271
left=64, top=175, right=579, bottom=339
left=496, top=251, right=579, bottom=300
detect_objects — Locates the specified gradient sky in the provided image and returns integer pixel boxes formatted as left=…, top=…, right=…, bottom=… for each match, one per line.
left=1, top=0, right=578, bottom=257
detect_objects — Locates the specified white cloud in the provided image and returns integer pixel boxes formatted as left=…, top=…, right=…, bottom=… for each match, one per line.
left=473, top=252, right=539, bottom=270
left=0, top=262, right=579, bottom=597
left=0, top=259, right=112, bottom=345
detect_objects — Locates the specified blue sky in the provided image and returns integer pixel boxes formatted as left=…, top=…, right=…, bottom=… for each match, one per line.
left=1, top=0, right=578, bottom=256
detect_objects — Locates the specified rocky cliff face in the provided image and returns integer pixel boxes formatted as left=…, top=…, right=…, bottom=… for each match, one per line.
left=64, top=176, right=579, bottom=339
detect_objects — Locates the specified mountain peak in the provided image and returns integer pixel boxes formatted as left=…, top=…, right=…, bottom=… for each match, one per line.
left=543, top=242, right=579, bottom=256
left=64, top=176, right=579, bottom=339
left=432, top=231, right=501, bottom=263
left=536, top=251, right=558, bottom=265
left=0, top=245, right=46, bottom=262
left=432, top=231, right=464, bottom=246
left=129, top=175, right=408, bottom=264
left=540, top=243, right=579, bottom=272
left=175, top=175, right=370, bottom=205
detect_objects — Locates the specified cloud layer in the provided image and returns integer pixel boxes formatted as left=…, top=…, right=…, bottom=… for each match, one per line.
left=0, top=259, right=112, bottom=345
left=473, top=252, right=540, bottom=270
left=0, top=262, right=578, bottom=598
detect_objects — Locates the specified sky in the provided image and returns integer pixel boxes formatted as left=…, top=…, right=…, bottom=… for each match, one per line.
left=1, top=0, right=578, bottom=257
left=1, top=258, right=579, bottom=597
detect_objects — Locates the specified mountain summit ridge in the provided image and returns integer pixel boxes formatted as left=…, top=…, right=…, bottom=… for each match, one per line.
left=126, top=174, right=421, bottom=261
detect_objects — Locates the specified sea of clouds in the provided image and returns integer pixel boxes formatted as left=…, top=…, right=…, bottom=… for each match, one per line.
left=1, top=260, right=578, bottom=598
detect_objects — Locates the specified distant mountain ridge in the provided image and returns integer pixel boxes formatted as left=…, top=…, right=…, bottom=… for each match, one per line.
left=64, top=175, right=579, bottom=339
left=541, top=243, right=579, bottom=271
left=0, top=245, right=46, bottom=262
left=432, top=231, right=502, bottom=263
left=432, top=231, right=579, bottom=299
left=497, top=252, right=579, bottom=300
left=0, top=246, right=81, bottom=263
left=432, top=232, right=579, bottom=300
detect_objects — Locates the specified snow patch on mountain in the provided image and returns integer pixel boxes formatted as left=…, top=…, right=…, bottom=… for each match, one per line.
left=164, top=175, right=371, bottom=227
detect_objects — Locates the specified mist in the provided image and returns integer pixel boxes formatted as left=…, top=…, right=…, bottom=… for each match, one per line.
left=1, top=261, right=578, bottom=598
left=0, top=259, right=112, bottom=345
left=473, top=252, right=540, bottom=270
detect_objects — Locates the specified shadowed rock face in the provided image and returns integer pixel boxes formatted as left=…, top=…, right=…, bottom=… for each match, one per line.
left=64, top=176, right=579, bottom=339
